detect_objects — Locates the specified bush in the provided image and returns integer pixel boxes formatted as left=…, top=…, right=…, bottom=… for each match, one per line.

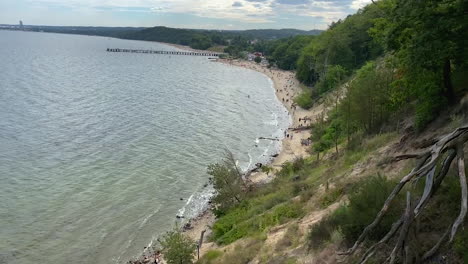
left=294, top=89, right=314, bottom=109
left=307, top=212, right=340, bottom=250
left=320, top=187, right=344, bottom=208
left=336, top=175, right=402, bottom=242
left=308, top=175, right=403, bottom=248
left=160, top=227, right=197, bottom=264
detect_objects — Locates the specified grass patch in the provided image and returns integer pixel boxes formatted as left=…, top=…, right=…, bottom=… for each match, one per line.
left=218, top=238, right=264, bottom=264
left=213, top=201, right=304, bottom=245
left=197, top=250, right=223, bottom=264
left=319, top=186, right=344, bottom=208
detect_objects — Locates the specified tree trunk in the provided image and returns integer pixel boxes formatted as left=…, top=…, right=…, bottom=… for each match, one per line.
left=443, top=59, right=455, bottom=105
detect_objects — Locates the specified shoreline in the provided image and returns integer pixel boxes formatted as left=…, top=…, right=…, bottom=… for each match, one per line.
left=181, top=58, right=317, bottom=257
left=128, top=42, right=316, bottom=263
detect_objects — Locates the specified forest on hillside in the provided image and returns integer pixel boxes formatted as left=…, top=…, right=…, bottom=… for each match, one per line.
left=120, top=27, right=321, bottom=50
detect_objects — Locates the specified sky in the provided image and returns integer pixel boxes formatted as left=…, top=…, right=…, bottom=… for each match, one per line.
left=0, top=0, right=372, bottom=30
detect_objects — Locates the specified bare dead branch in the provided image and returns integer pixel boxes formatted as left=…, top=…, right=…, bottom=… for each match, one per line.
left=390, top=192, right=413, bottom=264
left=344, top=125, right=468, bottom=261
left=391, top=152, right=430, bottom=163
left=357, top=217, right=404, bottom=264
left=450, top=144, right=467, bottom=242
left=421, top=227, right=450, bottom=261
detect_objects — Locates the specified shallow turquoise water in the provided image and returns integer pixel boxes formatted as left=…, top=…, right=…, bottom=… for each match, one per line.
left=0, top=30, right=290, bottom=264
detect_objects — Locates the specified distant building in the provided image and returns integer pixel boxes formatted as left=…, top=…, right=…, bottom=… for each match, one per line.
left=19, top=20, right=24, bottom=30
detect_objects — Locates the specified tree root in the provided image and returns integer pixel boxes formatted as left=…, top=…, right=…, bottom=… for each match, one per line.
left=341, top=125, right=468, bottom=263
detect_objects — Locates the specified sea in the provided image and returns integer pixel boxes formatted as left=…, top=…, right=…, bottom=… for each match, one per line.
left=0, top=30, right=290, bottom=264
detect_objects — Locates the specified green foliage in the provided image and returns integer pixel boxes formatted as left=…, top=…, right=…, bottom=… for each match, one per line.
left=160, top=227, right=197, bottom=264
left=315, top=65, right=347, bottom=95
left=336, top=175, right=403, bottom=242
left=120, top=27, right=321, bottom=52
left=254, top=56, right=262, bottom=64
left=454, top=229, right=468, bottom=264
left=293, top=88, right=314, bottom=109
left=307, top=212, right=340, bottom=250
left=217, top=238, right=263, bottom=264
left=213, top=201, right=304, bottom=245
left=340, top=59, right=397, bottom=134
left=207, top=151, right=246, bottom=216
left=196, top=250, right=223, bottom=264
left=370, top=0, right=467, bottom=127
left=296, top=3, right=384, bottom=85
left=261, top=165, right=273, bottom=175
left=267, top=35, right=315, bottom=70
left=308, top=175, right=403, bottom=248
left=320, top=187, right=344, bottom=208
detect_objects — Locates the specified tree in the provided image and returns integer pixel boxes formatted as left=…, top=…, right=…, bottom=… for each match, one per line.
left=254, top=56, right=262, bottom=64
left=316, top=65, right=347, bottom=95
left=160, top=227, right=197, bottom=264
left=207, top=151, right=246, bottom=216
left=369, top=0, right=467, bottom=127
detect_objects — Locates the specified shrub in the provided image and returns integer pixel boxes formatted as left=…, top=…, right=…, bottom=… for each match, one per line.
left=160, top=227, right=197, bottom=264
left=308, top=212, right=339, bottom=250
left=336, top=175, right=402, bottom=242
left=294, top=89, right=314, bottom=109
left=308, top=175, right=403, bottom=249
left=320, top=187, right=344, bottom=208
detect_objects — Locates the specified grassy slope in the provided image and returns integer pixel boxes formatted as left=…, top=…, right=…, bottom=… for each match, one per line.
left=196, top=87, right=468, bottom=263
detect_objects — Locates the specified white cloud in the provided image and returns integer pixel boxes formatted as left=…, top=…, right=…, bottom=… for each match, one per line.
left=19, top=0, right=366, bottom=28
left=350, top=0, right=372, bottom=10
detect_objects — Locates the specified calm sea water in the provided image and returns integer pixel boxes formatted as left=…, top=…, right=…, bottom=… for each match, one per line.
left=0, top=31, right=289, bottom=264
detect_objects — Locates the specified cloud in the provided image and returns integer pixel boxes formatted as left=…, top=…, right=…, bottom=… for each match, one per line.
left=275, top=0, right=310, bottom=5
left=8, top=0, right=371, bottom=29
left=350, top=0, right=371, bottom=9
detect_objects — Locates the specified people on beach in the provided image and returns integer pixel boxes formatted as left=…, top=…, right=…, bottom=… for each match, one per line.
left=154, top=251, right=161, bottom=264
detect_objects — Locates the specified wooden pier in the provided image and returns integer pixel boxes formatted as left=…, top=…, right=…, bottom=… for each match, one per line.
left=106, top=48, right=222, bottom=57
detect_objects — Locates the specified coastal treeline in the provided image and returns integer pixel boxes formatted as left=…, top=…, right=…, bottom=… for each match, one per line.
left=120, top=27, right=321, bottom=51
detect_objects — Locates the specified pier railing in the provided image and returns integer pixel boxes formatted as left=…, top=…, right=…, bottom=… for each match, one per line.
left=106, top=48, right=222, bottom=57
